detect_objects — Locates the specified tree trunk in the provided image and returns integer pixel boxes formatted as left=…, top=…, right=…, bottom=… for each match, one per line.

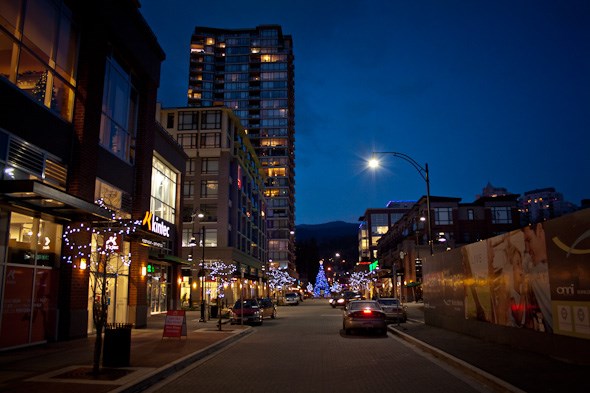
left=92, top=324, right=103, bottom=375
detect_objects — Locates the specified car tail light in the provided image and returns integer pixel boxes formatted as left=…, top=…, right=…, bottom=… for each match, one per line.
left=362, top=309, right=372, bottom=315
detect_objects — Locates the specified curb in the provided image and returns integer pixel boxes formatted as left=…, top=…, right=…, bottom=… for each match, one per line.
left=388, top=326, right=525, bottom=393
left=112, top=327, right=253, bottom=393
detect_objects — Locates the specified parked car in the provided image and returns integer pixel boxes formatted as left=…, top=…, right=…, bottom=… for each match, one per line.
left=376, top=298, right=407, bottom=323
left=257, top=297, right=277, bottom=319
left=284, top=292, right=300, bottom=305
left=342, top=300, right=387, bottom=335
left=331, top=290, right=362, bottom=308
left=230, top=299, right=263, bottom=325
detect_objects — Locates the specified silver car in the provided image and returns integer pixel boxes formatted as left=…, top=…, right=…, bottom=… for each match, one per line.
left=342, top=300, right=387, bottom=335
left=284, top=292, right=300, bottom=305
left=376, top=298, right=407, bottom=323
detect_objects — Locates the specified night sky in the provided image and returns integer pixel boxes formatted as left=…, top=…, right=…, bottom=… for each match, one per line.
left=139, top=0, right=590, bottom=225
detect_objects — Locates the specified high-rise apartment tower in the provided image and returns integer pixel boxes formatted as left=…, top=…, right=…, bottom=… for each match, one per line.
left=188, top=25, right=296, bottom=276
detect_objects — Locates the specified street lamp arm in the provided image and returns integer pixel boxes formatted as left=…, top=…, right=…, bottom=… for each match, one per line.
left=372, top=151, right=427, bottom=182
left=370, top=150, right=434, bottom=255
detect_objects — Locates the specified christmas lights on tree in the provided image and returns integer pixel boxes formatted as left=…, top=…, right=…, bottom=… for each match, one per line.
left=313, top=261, right=330, bottom=297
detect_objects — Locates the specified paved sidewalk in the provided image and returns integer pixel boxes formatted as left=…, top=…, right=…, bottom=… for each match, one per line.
left=391, top=303, right=590, bottom=393
left=0, top=311, right=250, bottom=393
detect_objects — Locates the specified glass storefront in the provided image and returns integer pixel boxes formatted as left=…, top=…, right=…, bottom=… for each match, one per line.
left=0, top=211, right=62, bottom=348
left=147, top=262, right=170, bottom=314
left=86, top=235, right=129, bottom=334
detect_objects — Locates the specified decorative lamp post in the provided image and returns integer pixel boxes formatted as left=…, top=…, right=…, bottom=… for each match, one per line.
left=369, top=151, right=433, bottom=255
left=192, top=211, right=206, bottom=322
left=199, top=224, right=206, bottom=322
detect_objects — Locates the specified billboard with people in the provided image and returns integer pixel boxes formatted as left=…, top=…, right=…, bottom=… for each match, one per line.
left=425, top=208, right=590, bottom=339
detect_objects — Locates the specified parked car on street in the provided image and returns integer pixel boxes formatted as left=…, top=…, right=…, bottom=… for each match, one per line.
left=342, top=300, right=387, bottom=335
left=257, top=297, right=277, bottom=319
left=284, top=292, right=300, bottom=305
left=230, top=299, right=263, bottom=325
left=376, top=298, right=407, bottom=323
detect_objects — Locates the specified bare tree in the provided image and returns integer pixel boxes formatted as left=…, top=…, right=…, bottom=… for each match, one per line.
left=62, top=199, right=139, bottom=375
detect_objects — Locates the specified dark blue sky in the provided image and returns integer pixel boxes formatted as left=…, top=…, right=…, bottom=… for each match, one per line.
left=139, top=0, right=590, bottom=225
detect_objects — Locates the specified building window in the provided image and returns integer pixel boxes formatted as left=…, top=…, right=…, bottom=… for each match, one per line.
left=186, top=158, right=196, bottom=174
left=199, top=204, right=217, bottom=222
left=204, top=228, right=217, bottom=247
left=491, top=207, right=512, bottom=224
left=100, top=56, right=138, bottom=164
left=182, top=228, right=192, bottom=247
left=201, top=158, right=219, bottom=174
left=201, top=180, right=218, bottom=198
left=166, top=113, right=175, bottom=128
left=183, top=180, right=194, bottom=198
left=151, top=156, right=177, bottom=223
left=200, top=132, right=221, bottom=148
left=0, top=0, right=78, bottom=121
left=200, top=110, right=221, bottom=129
left=178, top=111, right=198, bottom=130
left=467, top=209, right=474, bottom=221
left=95, top=179, right=124, bottom=212
left=177, top=133, right=197, bottom=149
left=434, top=207, right=453, bottom=225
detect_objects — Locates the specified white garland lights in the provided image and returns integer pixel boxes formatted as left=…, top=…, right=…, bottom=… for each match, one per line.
left=348, top=271, right=370, bottom=291
left=208, top=261, right=237, bottom=299
left=61, top=198, right=141, bottom=269
left=267, top=267, right=295, bottom=291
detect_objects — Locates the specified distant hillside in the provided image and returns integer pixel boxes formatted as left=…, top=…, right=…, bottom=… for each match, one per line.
left=296, top=221, right=358, bottom=241
left=295, top=221, right=359, bottom=283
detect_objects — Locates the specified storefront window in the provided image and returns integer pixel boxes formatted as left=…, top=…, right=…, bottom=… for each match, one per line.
left=151, top=156, right=177, bottom=223
left=1, top=211, right=60, bottom=349
left=6, top=213, right=62, bottom=267
left=147, top=263, right=170, bottom=314
left=86, top=235, right=129, bottom=334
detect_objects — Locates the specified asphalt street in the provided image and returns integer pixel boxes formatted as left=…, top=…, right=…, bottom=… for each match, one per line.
left=144, top=300, right=498, bottom=393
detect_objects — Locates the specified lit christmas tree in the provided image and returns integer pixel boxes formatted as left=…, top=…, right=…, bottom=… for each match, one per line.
left=313, top=261, right=330, bottom=297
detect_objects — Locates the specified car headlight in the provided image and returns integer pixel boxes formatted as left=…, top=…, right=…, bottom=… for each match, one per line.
left=337, top=299, right=344, bottom=304
left=254, top=311, right=260, bottom=316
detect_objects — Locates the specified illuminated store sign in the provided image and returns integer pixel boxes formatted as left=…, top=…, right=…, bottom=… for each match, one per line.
left=142, top=211, right=171, bottom=238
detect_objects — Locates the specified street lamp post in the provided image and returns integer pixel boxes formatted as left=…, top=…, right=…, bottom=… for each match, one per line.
left=191, top=211, right=207, bottom=323
left=199, top=225, right=206, bottom=323
left=369, top=151, right=433, bottom=255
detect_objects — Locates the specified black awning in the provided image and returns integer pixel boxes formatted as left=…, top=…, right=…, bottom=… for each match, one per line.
left=0, top=180, right=113, bottom=222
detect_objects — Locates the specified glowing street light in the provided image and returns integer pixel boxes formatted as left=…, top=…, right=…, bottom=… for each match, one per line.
left=369, top=151, right=433, bottom=255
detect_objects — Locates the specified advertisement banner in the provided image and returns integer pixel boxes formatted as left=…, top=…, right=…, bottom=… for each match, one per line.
left=425, top=208, right=590, bottom=339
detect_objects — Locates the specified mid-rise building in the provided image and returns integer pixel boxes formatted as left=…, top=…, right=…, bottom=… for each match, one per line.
left=0, top=0, right=186, bottom=348
left=187, top=25, right=296, bottom=277
left=375, top=194, right=520, bottom=301
left=358, top=201, right=415, bottom=263
left=519, top=187, right=578, bottom=225
left=159, top=106, right=268, bottom=305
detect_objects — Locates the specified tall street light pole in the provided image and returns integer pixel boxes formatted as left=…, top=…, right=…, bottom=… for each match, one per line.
left=369, top=151, right=433, bottom=256
left=192, top=212, right=206, bottom=323
left=199, top=225, right=207, bottom=322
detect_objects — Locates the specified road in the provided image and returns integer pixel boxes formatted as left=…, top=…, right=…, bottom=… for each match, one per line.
left=145, top=299, right=495, bottom=393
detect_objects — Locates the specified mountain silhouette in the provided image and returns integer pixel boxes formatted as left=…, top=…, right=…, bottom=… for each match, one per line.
left=295, top=221, right=358, bottom=283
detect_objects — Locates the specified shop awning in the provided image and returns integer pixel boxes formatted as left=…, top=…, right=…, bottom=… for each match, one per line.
left=148, top=250, right=191, bottom=265
left=0, top=180, right=113, bottom=222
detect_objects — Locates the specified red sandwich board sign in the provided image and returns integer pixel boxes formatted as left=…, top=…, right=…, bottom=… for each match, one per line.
left=162, top=310, right=187, bottom=339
